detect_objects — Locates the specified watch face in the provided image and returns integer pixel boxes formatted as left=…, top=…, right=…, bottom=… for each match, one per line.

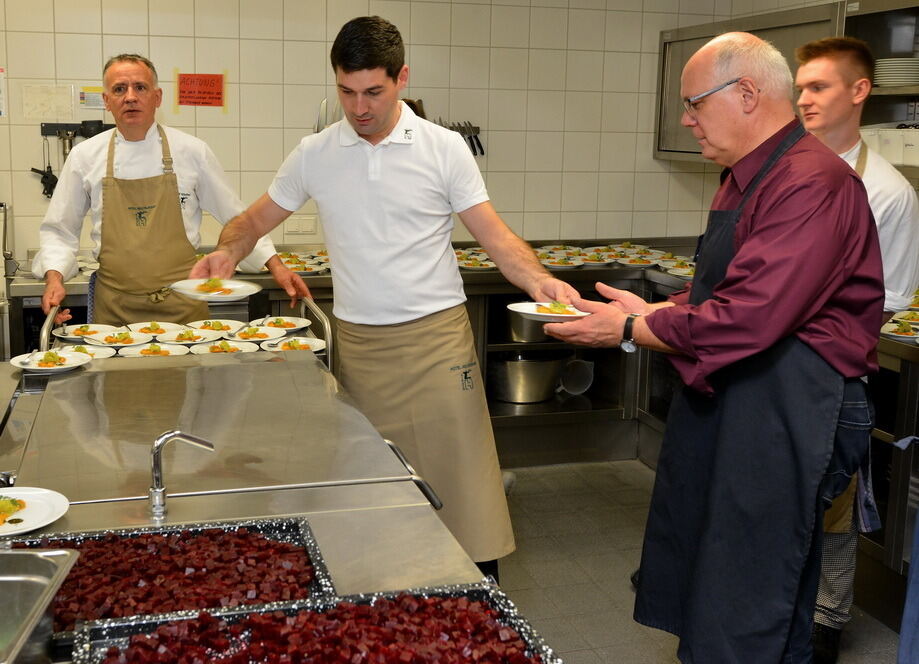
left=620, top=339, right=638, bottom=353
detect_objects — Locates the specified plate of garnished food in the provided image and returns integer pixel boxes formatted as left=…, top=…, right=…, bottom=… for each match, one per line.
left=610, top=241, right=648, bottom=250
left=169, top=278, right=262, bottom=302
left=82, top=330, right=154, bottom=348
left=11, top=350, right=93, bottom=372
left=261, top=336, right=327, bottom=353
left=668, top=267, right=696, bottom=278
left=51, top=323, right=120, bottom=342
left=507, top=301, right=590, bottom=323
left=234, top=326, right=286, bottom=342
left=126, top=321, right=189, bottom=337
left=249, top=316, right=312, bottom=333
left=69, top=344, right=117, bottom=359
left=189, top=340, right=261, bottom=354
left=881, top=320, right=919, bottom=342
left=186, top=319, right=246, bottom=335
left=119, top=343, right=190, bottom=357
left=910, top=294, right=919, bottom=311
left=580, top=252, right=616, bottom=265
left=458, top=258, right=497, bottom=270
left=617, top=256, right=658, bottom=267
left=892, top=311, right=919, bottom=327
left=541, top=257, right=584, bottom=269
left=156, top=328, right=224, bottom=345
left=0, top=487, right=69, bottom=535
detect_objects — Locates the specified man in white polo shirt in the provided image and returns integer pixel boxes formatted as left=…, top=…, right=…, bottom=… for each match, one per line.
left=192, top=16, right=578, bottom=577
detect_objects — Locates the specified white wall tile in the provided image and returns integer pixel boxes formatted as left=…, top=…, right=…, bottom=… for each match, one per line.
left=6, top=0, right=52, bottom=31
left=634, top=131, right=669, bottom=172
left=0, top=126, right=9, bottom=170
left=240, top=84, right=283, bottom=127
left=448, top=88, right=488, bottom=124
left=524, top=172, right=561, bottom=210
left=597, top=210, right=632, bottom=238
left=666, top=209, right=703, bottom=235
left=451, top=4, right=490, bottom=47
left=284, top=42, right=328, bottom=86
left=638, top=52, right=659, bottom=94
left=240, top=40, right=283, bottom=85
left=603, top=52, right=640, bottom=92
left=9, top=124, right=43, bottom=171
left=240, top=170, right=277, bottom=205
left=526, top=90, right=564, bottom=131
left=195, top=38, right=239, bottom=83
left=486, top=171, right=525, bottom=211
left=561, top=211, right=597, bottom=238
left=601, top=91, right=637, bottom=132
left=731, top=0, right=754, bottom=15
left=11, top=171, right=50, bottom=216
left=566, top=51, right=603, bottom=91
left=283, top=84, right=326, bottom=129
left=491, top=5, right=529, bottom=48
left=636, top=92, right=657, bottom=132
left=283, top=0, right=325, bottom=41
left=605, top=11, right=642, bottom=52
left=102, top=0, right=148, bottom=35
left=496, top=211, right=523, bottom=237
left=409, top=45, right=450, bottom=87
left=240, top=0, right=283, bottom=39
left=5, top=78, right=51, bottom=124
left=641, top=12, right=678, bottom=53
left=605, top=0, right=641, bottom=9
left=568, top=9, right=605, bottom=51
left=563, top=131, right=600, bottom=171
left=196, top=127, right=240, bottom=171
left=597, top=172, right=634, bottom=210
left=196, top=82, right=239, bottom=127
left=370, top=1, right=412, bottom=34
left=562, top=172, right=598, bottom=211
left=410, top=2, right=451, bottom=45
left=528, top=50, right=566, bottom=91
left=523, top=211, right=560, bottom=240
left=450, top=47, right=489, bottom=89
left=633, top=171, right=670, bottom=210
left=451, top=216, right=475, bottom=242
left=8, top=33, right=55, bottom=78
left=667, top=170, right=703, bottom=209
left=485, top=130, right=526, bottom=171
left=155, top=80, right=196, bottom=127
left=571, top=0, right=605, bottom=7
left=283, top=128, right=310, bottom=158
left=489, top=89, right=527, bottom=131
left=13, top=215, right=42, bottom=260
left=643, top=0, right=679, bottom=11
left=599, top=131, right=637, bottom=171
left=564, top=91, right=601, bottom=131
left=240, top=128, right=284, bottom=171
left=530, top=8, right=568, bottom=50
left=150, top=0, right=194, bottom=37
left=102, top=36, right=149, bottom=63
left=55, top=34, right=102, bottom=80
left=150, top=37, right=195, bottom=81
left=632, top=210, right=667, bottom=236
left=195, top=0, right=239, bottom=38
left=490, top=48, right=528, bottom=90
left=525, top=131, right=563, bottom=171
left=409, top=87, right=449, bottom=120
left=54, top=0, right=101, bottom=33
left=327, top=0, right=371, bottom=40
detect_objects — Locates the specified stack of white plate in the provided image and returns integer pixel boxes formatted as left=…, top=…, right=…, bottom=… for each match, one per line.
left=874, top=58, right=919, bottom=86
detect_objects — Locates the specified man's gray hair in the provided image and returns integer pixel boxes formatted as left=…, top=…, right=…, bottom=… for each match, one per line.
left=103, top=54, right=159, bottom=86
left=711, top=33, right=794, bottom=102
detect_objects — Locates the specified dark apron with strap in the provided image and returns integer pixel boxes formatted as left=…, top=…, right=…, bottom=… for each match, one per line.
left=634, top=124, right=866, bottom=663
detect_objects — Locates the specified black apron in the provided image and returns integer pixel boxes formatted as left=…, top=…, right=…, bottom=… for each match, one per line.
left=634, top=124, right=866, bottom=663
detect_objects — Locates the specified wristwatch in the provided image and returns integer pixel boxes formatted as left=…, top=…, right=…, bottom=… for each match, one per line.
left=619, top=314, right=639, bottom=353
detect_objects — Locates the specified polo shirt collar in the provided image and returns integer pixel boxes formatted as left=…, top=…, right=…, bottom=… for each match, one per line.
left=729, top=119, right=801, bottom=193
left=338, top=100, right=418, bottom=147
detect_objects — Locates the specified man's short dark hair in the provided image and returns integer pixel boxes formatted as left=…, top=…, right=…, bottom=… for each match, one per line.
left=103, top=53, right=159, bottom=85
left=330, top=16, right=404, bottom=81
left=796, top=37, right=875, bottom=84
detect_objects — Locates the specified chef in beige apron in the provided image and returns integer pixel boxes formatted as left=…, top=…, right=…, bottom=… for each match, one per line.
left=91, top=125, right=209, bottom=325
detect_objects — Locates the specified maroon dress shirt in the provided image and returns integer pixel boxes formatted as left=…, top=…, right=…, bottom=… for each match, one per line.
left=647, top=120, right=884, bottom=394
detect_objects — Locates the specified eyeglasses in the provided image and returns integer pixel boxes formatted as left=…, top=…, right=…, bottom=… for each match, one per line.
left=682, top=77, right=742, bottom=116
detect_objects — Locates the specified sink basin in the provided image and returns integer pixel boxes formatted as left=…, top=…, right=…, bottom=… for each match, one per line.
left=0, top=549, right=78, bottom=664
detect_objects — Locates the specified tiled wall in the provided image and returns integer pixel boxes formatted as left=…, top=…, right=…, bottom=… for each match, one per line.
left=0, top=0, right=747, bottom=263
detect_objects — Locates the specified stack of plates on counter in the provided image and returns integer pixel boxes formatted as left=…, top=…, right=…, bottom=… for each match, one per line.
left=874, top=58, right=919, bottom=86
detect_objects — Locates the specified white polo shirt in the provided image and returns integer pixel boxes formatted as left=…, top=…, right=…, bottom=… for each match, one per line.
left=268, top=102, right=489, bottom=325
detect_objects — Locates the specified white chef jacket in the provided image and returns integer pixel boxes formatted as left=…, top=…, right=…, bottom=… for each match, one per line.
left=268, top=102, right=488, bottom=325
left=841, top=142, right=919, bottom=312
left=32, top=123, right=275, bottom=281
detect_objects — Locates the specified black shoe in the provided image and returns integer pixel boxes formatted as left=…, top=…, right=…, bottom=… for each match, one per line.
left=812, top=623, right=841, bottom=664
left=630, top=568, right=640, bottom=591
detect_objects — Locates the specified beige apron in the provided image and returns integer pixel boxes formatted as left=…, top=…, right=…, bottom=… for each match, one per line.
left=93, top=125, right=209, bottom=325
left=823, top=141, right=869, bottom=535
left=336, top=304, right=515, bottom=562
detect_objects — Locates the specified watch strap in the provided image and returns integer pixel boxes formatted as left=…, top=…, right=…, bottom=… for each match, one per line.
left=622, top=314, right=637, bottom=344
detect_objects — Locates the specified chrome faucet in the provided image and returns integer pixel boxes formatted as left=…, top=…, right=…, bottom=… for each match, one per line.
left=149, top=430, right=215, bottom=518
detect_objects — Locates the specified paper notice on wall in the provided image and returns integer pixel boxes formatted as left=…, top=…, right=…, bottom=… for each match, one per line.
left=22, top=84, right=73, bottom=120
left=0, top=68, right=6, bottom=117
left=79, top=86, right=105, bottom=110
left=177, top=73, right=224, bottom=107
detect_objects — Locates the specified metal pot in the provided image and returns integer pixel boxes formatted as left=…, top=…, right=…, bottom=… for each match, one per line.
left=509, top=312, right=549, bottom=342
left=488, top=350, right=572, bottom=403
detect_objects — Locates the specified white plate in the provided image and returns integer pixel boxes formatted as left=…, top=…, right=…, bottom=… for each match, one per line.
left=610, top=243, right=648, bottom=250
left=248, top=316, right=312, bottom=333
left=125, top=321, right=189, bottom=336
left=51, top=323, right=120, bottom=342
left=582, top=245, right=612, bottom=254
left=891, top=311, right=919, bottom=326
left=10, top=351, right=93, bottom=373
left=296, top=265, right=329, bottom=275
left=658, top=259, right=695, bottom=269
left=169, top=278, right=262, bottom=302
left=459, top=260, right=497, bottom=270
left=185, top=319, right=246, bottom=334
left=82, top=331, right=154, bottom=348
left=538, top=244, right=577, bottom=252
left=66, top=344, right=118, bottom=359
left=261, top=336, right=327, bottom=353
left=233, top=325, right=287, bottom=342
left=189, top=340, right=261, bottom=354
left=580, top=255, right=616, bottom=265
left=541, top=258, right=584, bottom=269
left=119, top=343, right=191, bottom=357
left=881, top=322, right=919, bottom=342
left=668, top=268, right=695, bottom=278
left=0, top=487, right=69, bottom=536
left=507, top=301, right=590, bottom=323
left=156, top=328, right=224, bottom=345
left=617, top=257, right=658, bottom=267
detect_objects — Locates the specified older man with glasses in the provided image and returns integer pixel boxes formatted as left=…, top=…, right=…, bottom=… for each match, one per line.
left=546, top=32, right=884, bottom=662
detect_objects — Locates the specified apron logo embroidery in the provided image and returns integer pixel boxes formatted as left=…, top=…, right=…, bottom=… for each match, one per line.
left=128, top=205, right=155, bottom=227
left=403, top=129, right=413, bottom=140
left=450, top=361, right=477, bottom=391
left=179, top=193, right=190, bottom=209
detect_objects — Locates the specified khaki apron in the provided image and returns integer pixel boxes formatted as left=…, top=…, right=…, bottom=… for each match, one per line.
left=336, top=304, right=515, bottom=563
left=822, top=142, right=869, bottom=535
left=92, top=125, right=209, bottom=325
